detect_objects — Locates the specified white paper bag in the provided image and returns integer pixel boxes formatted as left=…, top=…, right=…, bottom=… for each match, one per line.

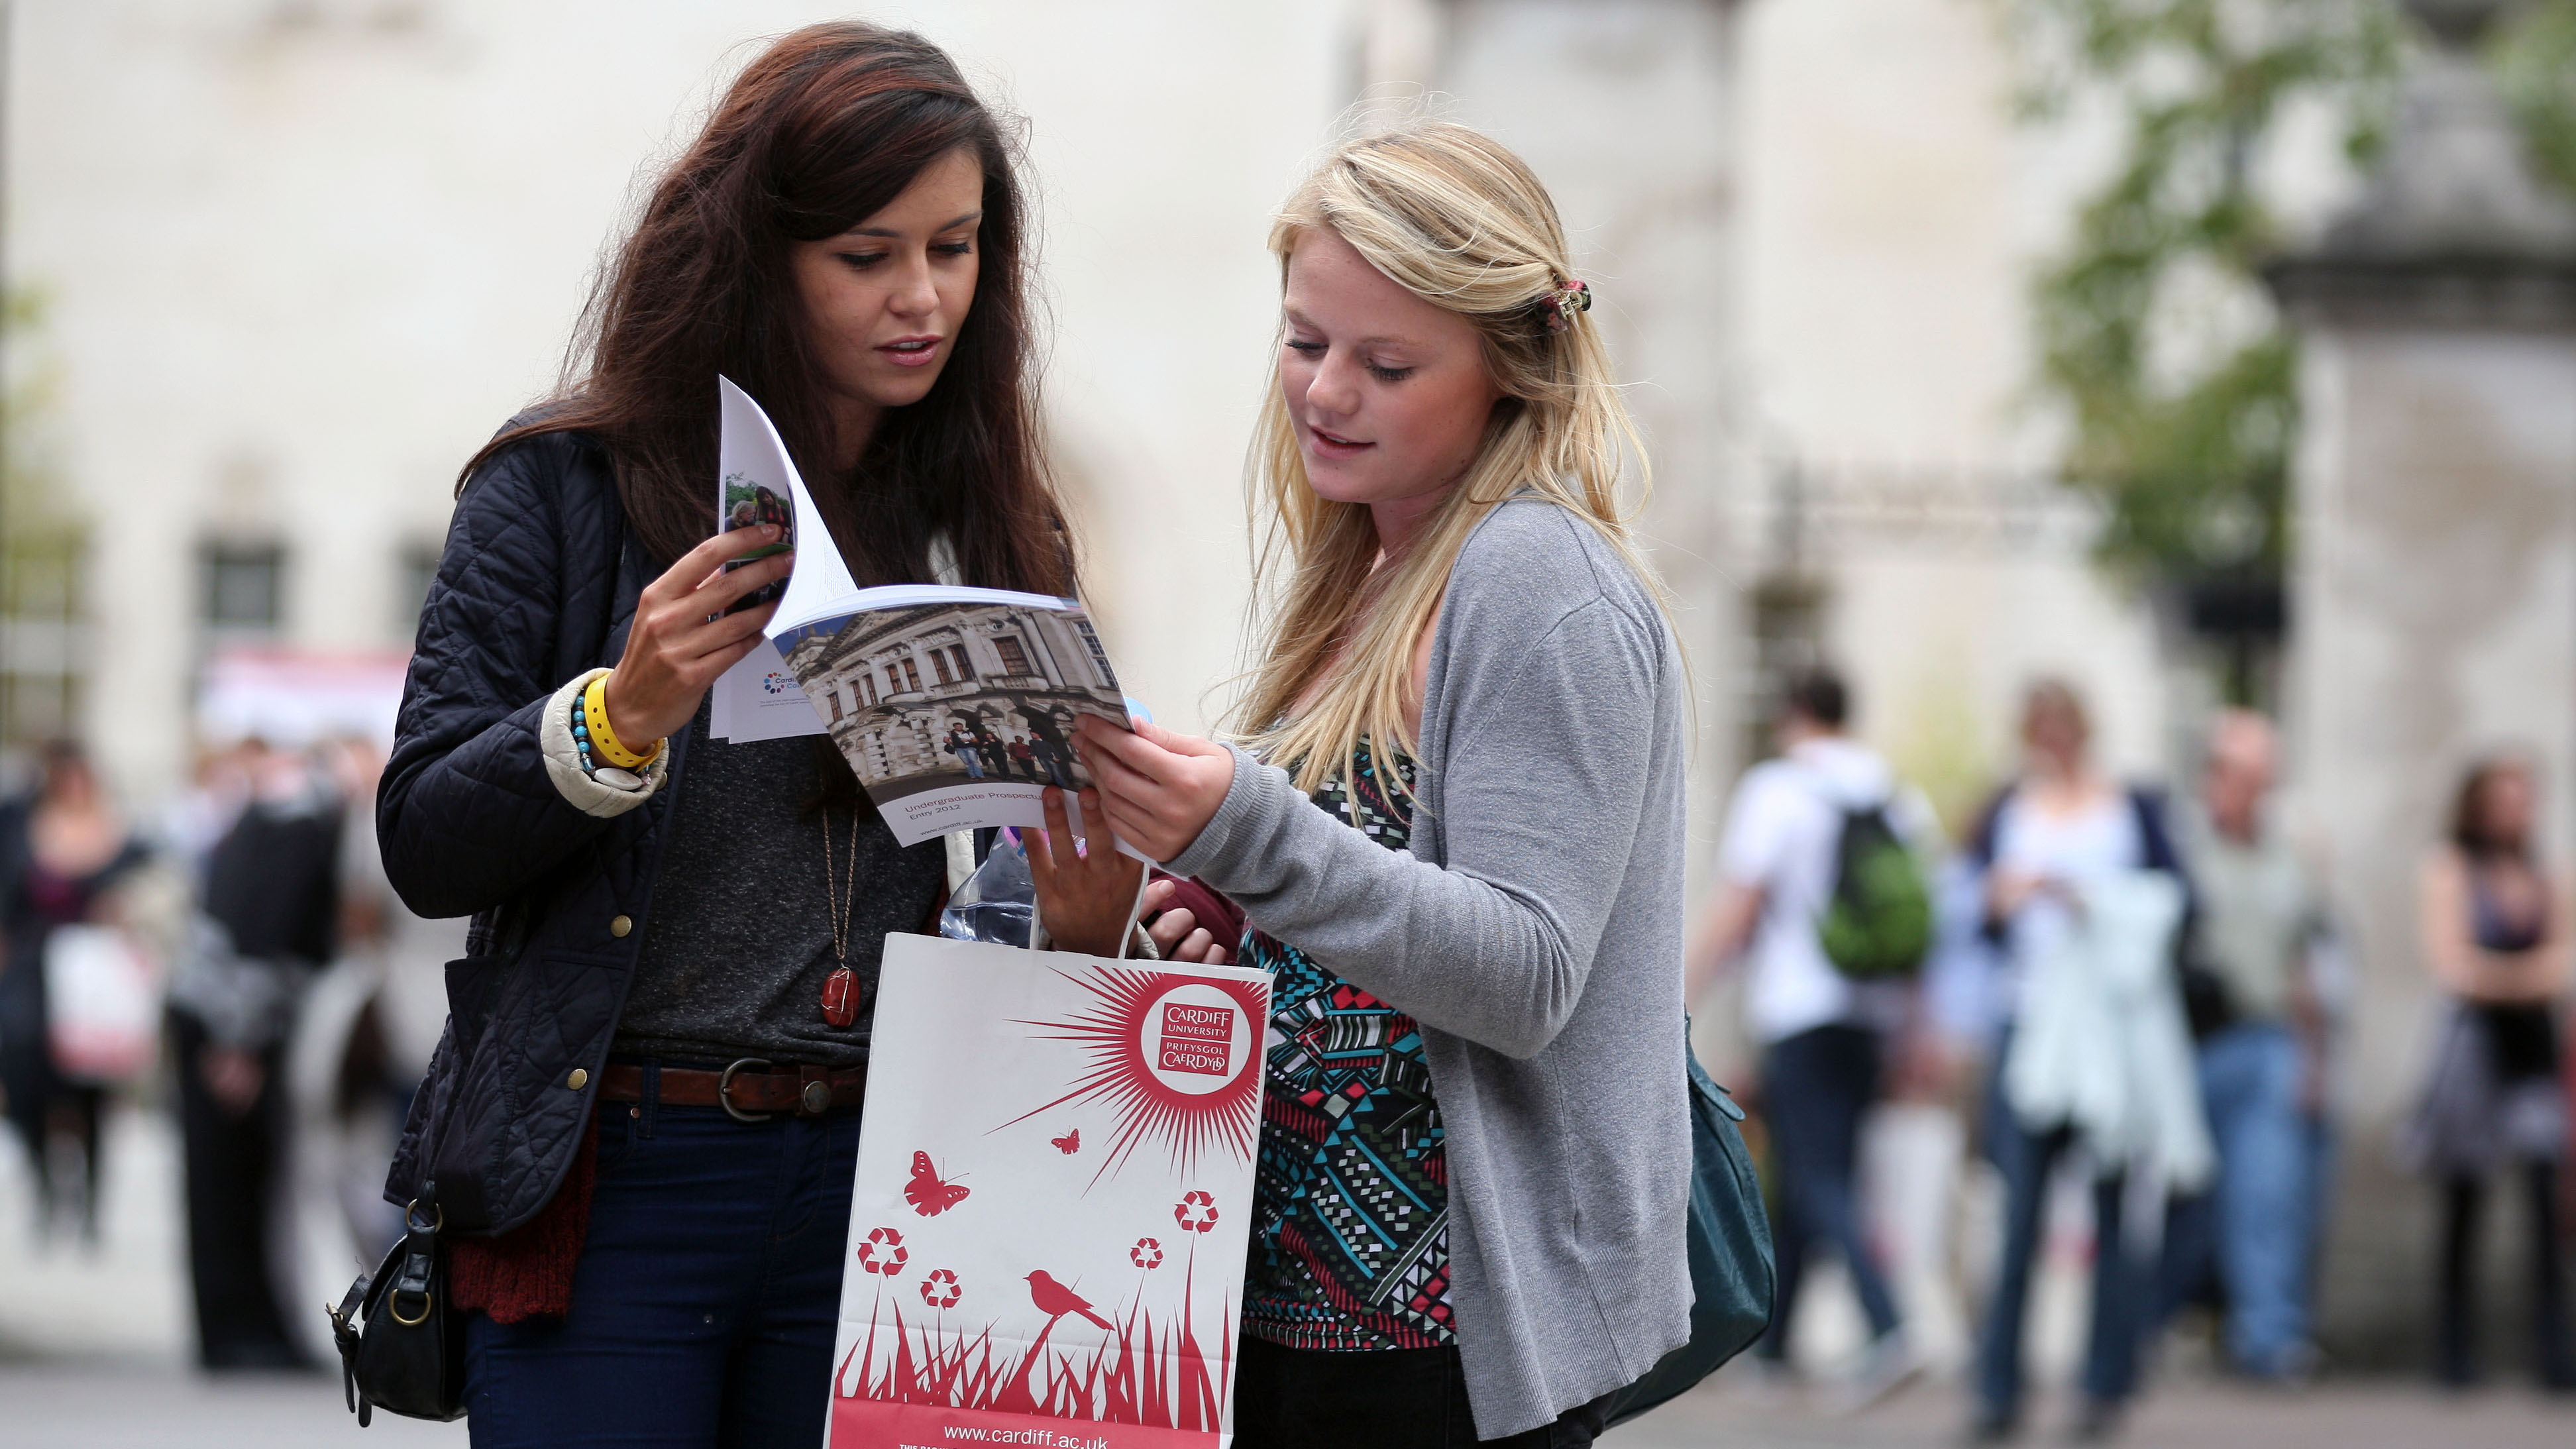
left=828, top=932, right=1269, bottom=1449
left=44, top=924, right=162, bottom=1085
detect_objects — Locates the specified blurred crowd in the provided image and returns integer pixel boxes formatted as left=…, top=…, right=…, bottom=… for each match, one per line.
left=1688, top=672, right=2574, bottom=1440
left=0, top=734, right=455, bottom=1370
left=1, top=676, right=2571, bottom=1428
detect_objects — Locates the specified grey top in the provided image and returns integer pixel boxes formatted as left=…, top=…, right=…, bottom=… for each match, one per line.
left=1170, top=498, right=1692, bottom=1436
left=616, top=703, right=946, bottom=1067
left=2176, top=804, right=2322, bottom=1023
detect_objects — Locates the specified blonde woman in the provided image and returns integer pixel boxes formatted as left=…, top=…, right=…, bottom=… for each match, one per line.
left=1077, top=123, right=1691, bottom=1446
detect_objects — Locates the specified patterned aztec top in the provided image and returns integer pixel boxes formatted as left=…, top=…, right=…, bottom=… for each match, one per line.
left=1240, top=739, right=1454, bottom=1351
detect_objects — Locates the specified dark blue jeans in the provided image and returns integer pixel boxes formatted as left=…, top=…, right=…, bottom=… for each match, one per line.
left=464, top=1083, right=861, bottom=1448
left=1974, top=1045, right=2143, bottom=1424
left=1752, top=1023, right=1901, bottom=1361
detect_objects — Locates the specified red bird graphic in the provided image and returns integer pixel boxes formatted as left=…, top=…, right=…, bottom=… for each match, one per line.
left=902, top=1152, right=971, bottom=1216
left=1024, top=1270, right=1115, bottom=1330
left=1050, top=1128, right=1080, bottom=1155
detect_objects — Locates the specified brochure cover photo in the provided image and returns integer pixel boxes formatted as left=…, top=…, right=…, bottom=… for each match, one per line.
left=714, top=376, right=1137, bottom=847
left=829, top=932, right=1269, bottom=1449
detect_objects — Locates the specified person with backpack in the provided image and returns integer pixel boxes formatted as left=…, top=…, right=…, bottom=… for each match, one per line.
left=1686, top=668, right=1934, bottom=1407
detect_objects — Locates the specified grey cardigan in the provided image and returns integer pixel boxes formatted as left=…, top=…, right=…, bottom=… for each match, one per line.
left=1169, top=498, right=1692, bottom=1437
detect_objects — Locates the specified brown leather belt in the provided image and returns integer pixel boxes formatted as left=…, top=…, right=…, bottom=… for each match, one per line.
left=598, top=1060, right=865, bottom=1122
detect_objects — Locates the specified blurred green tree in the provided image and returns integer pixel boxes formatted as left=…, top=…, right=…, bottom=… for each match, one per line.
left=2005, top=0, right=2576, bottom=697
left=1, top=286, right=85, bottom=749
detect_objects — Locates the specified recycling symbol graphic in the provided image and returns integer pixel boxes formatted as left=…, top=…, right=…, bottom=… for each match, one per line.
left=1173, top=1191, right=1218, bottom=1234
left=857, top=1225, right=909, bottom=1276
left=1130, top=1237, right=1165, bottom=1269
left=918, top=1268, right=961, bottom=1308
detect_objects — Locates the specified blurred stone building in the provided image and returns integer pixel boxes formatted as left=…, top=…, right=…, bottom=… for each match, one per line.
left=1, top=0, right=2169, bottom=826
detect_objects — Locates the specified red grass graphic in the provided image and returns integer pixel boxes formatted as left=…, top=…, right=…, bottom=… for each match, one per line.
left=836, top=1253, right=1232, bottom=1430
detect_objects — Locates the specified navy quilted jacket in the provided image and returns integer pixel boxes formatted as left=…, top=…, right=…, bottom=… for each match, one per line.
left=378, top=427, right=686, bottom=1235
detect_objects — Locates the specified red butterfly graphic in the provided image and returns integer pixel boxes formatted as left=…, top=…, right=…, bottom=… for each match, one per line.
left=1050, top=1128, right=1080, bottom=1155
left=903, top=1151, right=971, bottom=1216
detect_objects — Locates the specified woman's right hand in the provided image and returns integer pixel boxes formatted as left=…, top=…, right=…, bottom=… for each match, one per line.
left=600, top=526, right=794, bottom=746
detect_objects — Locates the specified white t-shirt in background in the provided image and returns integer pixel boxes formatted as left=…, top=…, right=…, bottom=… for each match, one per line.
left=1990, top=787, right=2143, bottom=1020
left=1718, top=736, right=1931, bottom=1045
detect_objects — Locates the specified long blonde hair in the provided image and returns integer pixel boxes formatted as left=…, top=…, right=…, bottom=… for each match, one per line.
left=1233, top=121, right=1658, bottom=792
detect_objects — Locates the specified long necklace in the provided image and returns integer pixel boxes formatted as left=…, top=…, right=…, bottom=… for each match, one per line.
left=820, top=803, right=863, bottom=1028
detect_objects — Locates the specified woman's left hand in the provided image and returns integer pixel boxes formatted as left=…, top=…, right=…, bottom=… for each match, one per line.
left=1073, top=718, right=1235, bottom=863
left=1024, top=788, right=1145, bottom=957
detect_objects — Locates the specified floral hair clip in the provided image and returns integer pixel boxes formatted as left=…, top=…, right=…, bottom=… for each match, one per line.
left=1539, top=278, right=1592, bottom=335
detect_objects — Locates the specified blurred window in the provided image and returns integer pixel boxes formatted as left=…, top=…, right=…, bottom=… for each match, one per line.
left=199, top=541, right=286, bottom=637
left=994, top=635, right=1032, bottom=676
left=396, top=540, right=442, bottom=641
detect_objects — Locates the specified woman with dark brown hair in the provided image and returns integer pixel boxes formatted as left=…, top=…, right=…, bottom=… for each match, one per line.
left=376, top=23, right=1152, bottom=1444
left=2408, top=753, right=2575, bottom=1389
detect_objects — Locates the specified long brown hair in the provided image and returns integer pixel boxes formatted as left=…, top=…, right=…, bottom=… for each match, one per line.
left=2450, top=753, right=2538, bottom=863
left=460, top=22, right=1069, bottom=594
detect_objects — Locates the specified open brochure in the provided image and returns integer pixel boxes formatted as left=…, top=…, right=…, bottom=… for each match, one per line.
left=709, top=378, right=1136, bottom=849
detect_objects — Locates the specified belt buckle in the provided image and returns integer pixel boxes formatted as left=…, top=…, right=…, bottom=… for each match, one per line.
left=718, top=1058, right=775, bottom=1123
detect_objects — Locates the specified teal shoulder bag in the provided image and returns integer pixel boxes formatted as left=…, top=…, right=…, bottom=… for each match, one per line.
left=1603, top=1026, right=1776, bottom=1426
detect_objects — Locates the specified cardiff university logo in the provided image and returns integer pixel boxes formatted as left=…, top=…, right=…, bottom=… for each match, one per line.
left=1005, top=967, right=1266, bottom=1184
left=1140, top=985, right=1248, bottom=1097
left=1155, top=1002, right=1235, bottom=1079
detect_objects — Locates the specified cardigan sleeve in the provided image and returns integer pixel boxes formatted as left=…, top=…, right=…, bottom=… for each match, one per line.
left=1169, top=590, right=1663, bottom=1059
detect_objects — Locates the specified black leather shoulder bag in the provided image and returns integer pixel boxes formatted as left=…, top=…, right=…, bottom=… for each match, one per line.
left=329, top=1195, right=467, bottom=1426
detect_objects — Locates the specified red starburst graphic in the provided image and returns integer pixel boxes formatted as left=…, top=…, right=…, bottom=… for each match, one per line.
left=1000, top=965, right=1265, bottom=1186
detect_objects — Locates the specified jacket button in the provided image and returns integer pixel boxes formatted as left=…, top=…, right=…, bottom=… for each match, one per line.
left=610, top=915, right=632, bottom=938
left=566, top=1068, right=589, bottom=1091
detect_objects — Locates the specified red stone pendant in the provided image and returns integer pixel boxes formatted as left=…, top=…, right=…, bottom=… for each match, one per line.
left=820, top=965, right=860, bottom=1028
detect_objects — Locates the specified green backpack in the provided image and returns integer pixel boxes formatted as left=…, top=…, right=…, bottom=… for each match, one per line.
left=1816, top=804, right=1933, bottom=979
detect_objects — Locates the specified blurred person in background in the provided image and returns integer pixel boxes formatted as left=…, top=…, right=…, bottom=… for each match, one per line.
left=297, top=737, right=461, bottom=1253
left=2156, top=710, right=2332, bottom=1383
left=1964, top=679, right=2194, bottom=1443
left=166, top=739, right=343, bottom=1370
left=1688, top=667, right=1932, bottom=1406
left=0, top=741, right=148, bottom=1242
left=2405, top=753, right=2573, bottom=1390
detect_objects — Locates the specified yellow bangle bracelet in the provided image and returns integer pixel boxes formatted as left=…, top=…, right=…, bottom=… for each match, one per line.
left=582, top=673, right=660, bottom=771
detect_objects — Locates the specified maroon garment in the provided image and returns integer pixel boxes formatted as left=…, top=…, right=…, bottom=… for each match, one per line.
left=449, top=1116, right=599, bottom=1323
left=1150, top=872, right=1244, bottom=949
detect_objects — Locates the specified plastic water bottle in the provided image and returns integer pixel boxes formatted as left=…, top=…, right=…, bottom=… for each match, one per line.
left=939, top=828, right=1036, bottom=947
